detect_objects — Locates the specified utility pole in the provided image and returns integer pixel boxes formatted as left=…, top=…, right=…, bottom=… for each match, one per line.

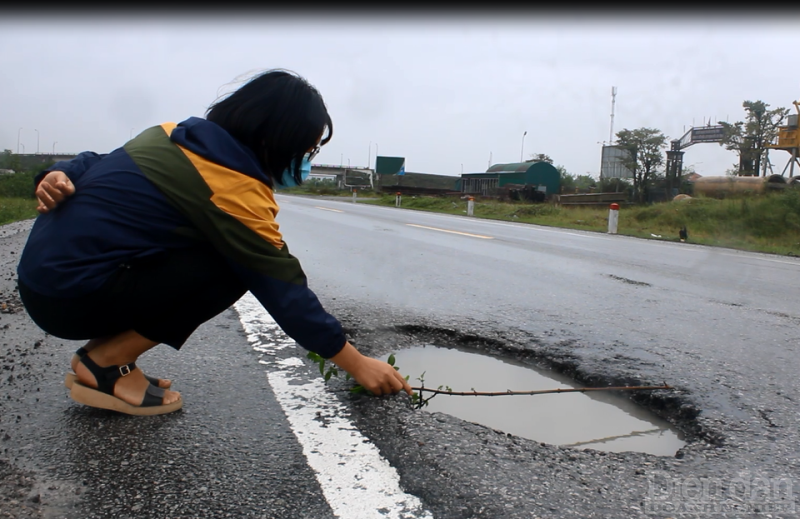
left=609, top=86, right=617, bottom=145
left=754, top=108, right=764, bottom=177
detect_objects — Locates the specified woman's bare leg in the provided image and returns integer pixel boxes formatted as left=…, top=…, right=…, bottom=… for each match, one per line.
left=70, top=335, right=172, bottom=388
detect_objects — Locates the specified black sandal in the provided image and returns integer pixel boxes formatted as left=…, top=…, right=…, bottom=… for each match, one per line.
left=64, top=347, right=171, bottom=389
left=69, top=353, right=182, bottom=416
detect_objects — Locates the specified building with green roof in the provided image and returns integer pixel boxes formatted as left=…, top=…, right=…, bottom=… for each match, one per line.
left=459, top=161, right=561, bottom=196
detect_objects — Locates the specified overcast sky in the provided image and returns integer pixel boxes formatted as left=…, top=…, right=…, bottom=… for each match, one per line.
left=2, top=12, right=798, bottom=178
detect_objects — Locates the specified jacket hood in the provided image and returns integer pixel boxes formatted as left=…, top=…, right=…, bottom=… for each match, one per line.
left=169, top=117, right=271, bottom=185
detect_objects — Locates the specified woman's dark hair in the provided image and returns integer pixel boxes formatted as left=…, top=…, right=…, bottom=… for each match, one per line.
left=205, top=69, right=332, bottom=186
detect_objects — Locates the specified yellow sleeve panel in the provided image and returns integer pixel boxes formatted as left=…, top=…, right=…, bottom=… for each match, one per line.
left=159, top=123, right=286, bottom=251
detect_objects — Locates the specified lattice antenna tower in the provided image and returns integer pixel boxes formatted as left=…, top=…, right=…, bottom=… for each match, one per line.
left=609, top=86, right=618, bottom=145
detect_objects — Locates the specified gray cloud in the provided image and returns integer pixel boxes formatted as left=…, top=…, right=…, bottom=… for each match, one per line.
left=1, top=14, right=797, bottom=176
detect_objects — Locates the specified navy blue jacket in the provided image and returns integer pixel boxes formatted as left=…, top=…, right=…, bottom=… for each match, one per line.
left=18, top=117, right=346, bottom=358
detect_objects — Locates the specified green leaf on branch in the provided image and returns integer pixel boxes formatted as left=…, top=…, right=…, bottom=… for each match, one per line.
left=349, top=384, right=375, bottom=396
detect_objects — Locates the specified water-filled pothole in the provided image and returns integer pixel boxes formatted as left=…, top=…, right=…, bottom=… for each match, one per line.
left=381, top=345, right=686, bottom=456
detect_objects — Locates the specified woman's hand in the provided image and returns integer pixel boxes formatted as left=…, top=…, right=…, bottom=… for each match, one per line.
left=330, top=342, right=413, bottom=396
left=35, top=170, right=75, bottom=214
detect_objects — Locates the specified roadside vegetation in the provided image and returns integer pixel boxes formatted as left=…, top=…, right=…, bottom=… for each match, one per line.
left=0, top=166, right=41, bottom=226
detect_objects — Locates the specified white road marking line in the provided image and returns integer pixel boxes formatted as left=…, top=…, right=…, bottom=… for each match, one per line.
left=306, top=201, right=799, bottom=266
left=234, top=292, right=433, bottom=519
left=714, top=253, right=800, bottom=267
left=315, top=206, right=344, bottom=213
left=406, top=223, right=493, bottom=240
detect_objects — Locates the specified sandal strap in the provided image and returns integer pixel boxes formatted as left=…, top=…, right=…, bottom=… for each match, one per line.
left=141, top=384, right=166, bottom=407
left=144, top=375, right=163, bottom=386
left=77, top=347, right=164, bottom=387
left=75, top=347, right=166, bottom=388
left=78, top=354, right=137, bottom=395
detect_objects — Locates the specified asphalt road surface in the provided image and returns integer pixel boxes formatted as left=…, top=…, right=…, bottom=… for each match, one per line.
left=1, top=194, right=799, bottom=519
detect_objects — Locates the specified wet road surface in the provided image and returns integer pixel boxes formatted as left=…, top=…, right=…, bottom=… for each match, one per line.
left=1, top=193, right=799, bottom=518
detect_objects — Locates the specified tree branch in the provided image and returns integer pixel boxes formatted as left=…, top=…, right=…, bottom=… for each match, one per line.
left=409, top=384, right=674, bottom=397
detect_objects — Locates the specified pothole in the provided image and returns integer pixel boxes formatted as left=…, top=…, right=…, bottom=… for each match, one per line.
left=381, top=344, right=686, bottom=456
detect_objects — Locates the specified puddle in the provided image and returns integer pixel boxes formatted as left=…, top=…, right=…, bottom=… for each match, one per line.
left=381, top=345, right=686, bottom=456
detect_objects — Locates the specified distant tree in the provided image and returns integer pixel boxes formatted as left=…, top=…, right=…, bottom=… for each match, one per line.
left=614, top=127, right=668, bottom=204
left=0, top=150, right=21, bottom=172
left=719, top=100, right=789, bottom=177
left=526, top=153, right=553, bottom=164
left=555, top=165, right=596, bottom=192
left=675, top=164, right=696, bottom=194
left=598, top=177, right=632, bottom=195
left=575, top=174, right=596, bottom=191
left=558, top=166, right=598, bottom=194
left=557, top=165, right=576, bottom=193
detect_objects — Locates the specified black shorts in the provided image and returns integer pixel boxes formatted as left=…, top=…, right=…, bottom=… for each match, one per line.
left=18, top=246, right=248, bottom=349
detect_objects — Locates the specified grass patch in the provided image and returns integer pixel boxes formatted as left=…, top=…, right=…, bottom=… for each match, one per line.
left=0, top=198, right=38, bottom=226
left=0, top=171, right=37, bottom=199
left=0, top=170, right=40, bottom=225
left=617, top=191, right=800, bottom=254
left=278, top=180, right=380, bottom=198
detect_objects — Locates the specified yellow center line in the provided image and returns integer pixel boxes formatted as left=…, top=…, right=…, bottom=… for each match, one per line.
left=406, top=223, right=494, bottom=240
left=315, top=206, right=344, bottom=213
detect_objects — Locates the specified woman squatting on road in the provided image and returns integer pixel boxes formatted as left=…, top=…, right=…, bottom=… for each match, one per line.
left=17, top=69, right=412, bottom=416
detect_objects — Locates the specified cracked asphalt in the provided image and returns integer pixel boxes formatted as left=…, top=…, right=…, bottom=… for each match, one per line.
left=2, top=194, right=800, bottom=519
